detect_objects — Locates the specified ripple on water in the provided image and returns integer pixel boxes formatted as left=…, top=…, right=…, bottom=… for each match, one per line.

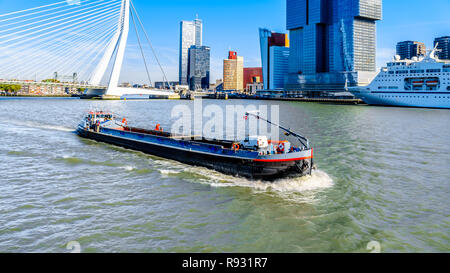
left=57, top=156, right=136, bottom=171
left=15, top=204, right=38, bottom=211
left=4, top=120, right=74, bottom=133
left=133, top=168, right=154, bottom=175
left=53, top=197, right=77, bottom=204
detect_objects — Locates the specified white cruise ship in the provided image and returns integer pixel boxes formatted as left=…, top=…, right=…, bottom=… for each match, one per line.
left=349, top=47, right=450, bottom=109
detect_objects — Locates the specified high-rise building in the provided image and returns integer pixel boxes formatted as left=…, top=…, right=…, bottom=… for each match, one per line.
left=179, top=18, right=203, bottom=85
left=259, top=29, right=289, bottom=90
left=434, top=36, right=450, bottom=60
left=396, top=41, right=426, bottom=60
left=285, top=0, right=382, bottom=94
left=188, top=45, right=210, bottom=90
left=270, top=46, right=290, bottom=89
left=223, top=51, right=244, bottom=91
left=243, top=67, right=263, bottom=91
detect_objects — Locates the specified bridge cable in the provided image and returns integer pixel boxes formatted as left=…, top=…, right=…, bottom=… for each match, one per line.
left=5, top=27, right=115, bottom=80
left=0, top=11, right=119, bottom=77
left=0, top=0, right=116, bottom=28
left=2, top=17, right=118, bottom=77
left=0, top=0, right=106, bottom=23
left=1, top=27, right=117, bottom=80
left=130, top=0, right=171, bottom=90
left=0, top=1, right=122, bottom=81
left=4, top=16, right=118, bottom=69
left=130, top=7, right=152, bottom=86
left=0, top=3, right=121, bottom=42
left=0, top=0, right=72, bottom=18
left=48, top=27, right=118, bottom=80
left=0, top=8, right=120, bottom=48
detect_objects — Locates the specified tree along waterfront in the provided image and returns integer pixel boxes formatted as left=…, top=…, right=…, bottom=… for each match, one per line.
left=0, top=84, right=22, bottom=94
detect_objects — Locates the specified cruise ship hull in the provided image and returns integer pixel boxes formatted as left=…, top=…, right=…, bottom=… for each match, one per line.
left=348, top=49, right=450, bottom=109
left=352, top=91, right=450, bottom=109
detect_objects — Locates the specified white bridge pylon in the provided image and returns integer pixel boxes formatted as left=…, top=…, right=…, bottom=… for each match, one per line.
left=89, top=0, right=173, bottom=97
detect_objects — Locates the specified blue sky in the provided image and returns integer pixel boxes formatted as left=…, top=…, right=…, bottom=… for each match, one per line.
left=0, top=0, right=449, bottom=84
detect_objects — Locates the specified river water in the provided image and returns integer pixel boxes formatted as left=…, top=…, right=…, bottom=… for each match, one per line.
left=0, top=97, right=448, bottom=253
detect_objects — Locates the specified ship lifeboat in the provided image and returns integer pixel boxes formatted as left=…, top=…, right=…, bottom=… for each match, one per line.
left=412, top=80, right=424, bottom=86
left=426, top=80, right=439, bottom=86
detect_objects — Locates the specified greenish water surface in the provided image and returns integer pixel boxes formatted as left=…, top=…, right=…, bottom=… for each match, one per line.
left=0, top=98, right=448, bottom=253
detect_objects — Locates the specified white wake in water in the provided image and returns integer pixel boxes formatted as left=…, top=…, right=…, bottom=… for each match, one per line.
left=152, top=158, right=334, bottom=198
left=119, top=165, right=136, bottom=171
left=202, top=168, right=333, bottom=203
left=159, top=169, right=181, bottom=176
left=4, top=120, right=74, bottom=132
left=202, top=169, right=333, bottom=193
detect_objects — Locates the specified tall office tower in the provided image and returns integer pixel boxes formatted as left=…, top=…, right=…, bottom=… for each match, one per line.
left=285, top=0, right=382, bottom=94
left=434, top=36, right=450, bottom=60
left=396, top=41, right=426, bottom=60
left=188, top=45, right=210, bottom=91
left=179, top=18, right=203, bottom=85
left=270, top=46, right=290, bottom=89
left=223, top=51, right=244, bottom=91
left=259, top=29, right=290, bottom=90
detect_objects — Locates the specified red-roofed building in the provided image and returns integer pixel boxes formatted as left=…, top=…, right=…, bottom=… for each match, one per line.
left=243, top=67, right=263, bottom=91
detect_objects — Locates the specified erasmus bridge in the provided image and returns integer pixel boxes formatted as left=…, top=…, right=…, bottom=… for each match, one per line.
left=0, top=0, right=174, bottom=97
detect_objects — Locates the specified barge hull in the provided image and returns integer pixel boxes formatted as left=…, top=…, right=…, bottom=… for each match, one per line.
left=77, top=129, right=312, bottom=180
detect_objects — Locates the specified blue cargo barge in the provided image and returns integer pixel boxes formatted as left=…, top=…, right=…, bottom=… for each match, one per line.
left=76, top=111, right=314, bottom=180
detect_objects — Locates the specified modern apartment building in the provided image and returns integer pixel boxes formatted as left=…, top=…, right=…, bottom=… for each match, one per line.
left=434, top=36, right=450, bottom=60
left=243, top=67, right=263, bottom=91
left=259, top=29, right=290, bottom=90
left=247, top=82, right=264, bottom=94
left=179, top=18, right=203, bottom=85
left=396, top=41, right=426, bottom=60
left=188, top=45, right=210, bottom=90
left=223, top=51, right=244, bottom=91
left=285, top=0, right=382, bottom=94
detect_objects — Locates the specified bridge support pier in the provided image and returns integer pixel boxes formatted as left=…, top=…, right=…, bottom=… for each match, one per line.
left=81, top=88, right=109, bottom=99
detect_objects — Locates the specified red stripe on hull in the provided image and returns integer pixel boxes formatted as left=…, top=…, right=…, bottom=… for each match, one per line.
left=253, top=155, right=313, bottom=163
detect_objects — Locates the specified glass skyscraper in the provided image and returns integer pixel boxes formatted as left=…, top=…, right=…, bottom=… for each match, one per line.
left=285, top=0, right=382, bottom=93
left=269, top=46, right=290, bottom=90
left=188, top=45, right=210, bottom=91
left=259, top=28, right=290, bottom=90
left=179, top=18, right=203, bottom=86
left=434, top=36, right=450, bottom=60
